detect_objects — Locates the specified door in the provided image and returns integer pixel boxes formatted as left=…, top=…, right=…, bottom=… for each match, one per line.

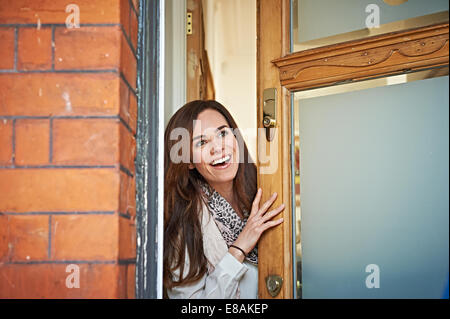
left=186, top=0, right=215, bottom=102
left=256, top=0, right=449, bottom=299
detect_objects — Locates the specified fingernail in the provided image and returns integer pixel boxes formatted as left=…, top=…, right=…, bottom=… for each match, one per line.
left=273, top=192, right=277, bottom=196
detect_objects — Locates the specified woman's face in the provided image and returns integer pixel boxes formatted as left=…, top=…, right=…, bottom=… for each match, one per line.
left=190, top=109, right=240, bottom=188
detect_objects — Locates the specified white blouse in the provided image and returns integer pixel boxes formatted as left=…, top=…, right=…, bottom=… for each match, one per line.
left=167, top=204, right=258, bottom=299
left=167, top=252, right=258, bottom=299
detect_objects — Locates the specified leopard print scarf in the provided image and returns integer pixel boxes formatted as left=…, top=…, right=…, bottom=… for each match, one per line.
left=201, top=183, right=258, bottom=265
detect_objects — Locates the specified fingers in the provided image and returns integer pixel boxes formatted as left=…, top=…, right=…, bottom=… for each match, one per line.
left=250, top=189, right=284, bottom=220
left=236, top=192, right=285, bottom=253
left=262, top=204, right=285, bottom=222
left=258, top=192, right=278, bottom=215
left=250, top=188, right=262, bottom=216
left=261, top=217, right=284, bottom=232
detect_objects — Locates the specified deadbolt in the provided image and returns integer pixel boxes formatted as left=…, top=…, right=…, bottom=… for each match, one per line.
left=265, top=274, right=283, bottom=297
left=263, top=116, right=276, bottom=128
left=263, top=88, right=277, bottom=141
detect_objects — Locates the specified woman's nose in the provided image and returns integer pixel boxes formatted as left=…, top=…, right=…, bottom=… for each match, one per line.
left=209, top=136, right=224, bottom=155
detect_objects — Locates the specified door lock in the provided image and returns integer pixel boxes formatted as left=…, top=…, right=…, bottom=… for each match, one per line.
left=265, top=274, right=283, bottom=297
left=263, top=88, right=277, bottom=141
left=263, top=116, right=276, bottom=128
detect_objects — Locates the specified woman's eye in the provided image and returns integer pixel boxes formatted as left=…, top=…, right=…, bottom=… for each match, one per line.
left=218, top=130, right=228, bottom=138
left=195, top=140, right=207, bottom=147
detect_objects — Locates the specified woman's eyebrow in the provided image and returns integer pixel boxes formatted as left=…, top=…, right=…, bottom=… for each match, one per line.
left=192, top=134, right=204, bottom=141
left=216, top=125, right=228, bottom=131
left=193, top=125, right=229, bottom=141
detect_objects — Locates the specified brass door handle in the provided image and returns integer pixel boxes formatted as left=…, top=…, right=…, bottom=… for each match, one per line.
left=263, top=116, right=276, bottom=128
left=265, top=274, right=283, bottom=297
left=263, top=88, right=277, bottom=141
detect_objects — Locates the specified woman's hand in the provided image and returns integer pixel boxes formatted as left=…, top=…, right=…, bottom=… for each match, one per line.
left=229, top=188, right=285, bottom=262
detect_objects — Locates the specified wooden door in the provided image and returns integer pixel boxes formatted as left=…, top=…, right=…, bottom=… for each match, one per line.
left=256, top=0, right=293, bottom=299
left=256, top=0, right=449, bottom=299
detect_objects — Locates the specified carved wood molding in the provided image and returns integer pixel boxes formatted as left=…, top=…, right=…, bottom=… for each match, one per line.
left=273, top=22, right=449, bottom=91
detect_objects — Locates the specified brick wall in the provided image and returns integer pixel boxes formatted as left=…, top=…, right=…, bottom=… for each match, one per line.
left=0, top=0, right=139, bottom=298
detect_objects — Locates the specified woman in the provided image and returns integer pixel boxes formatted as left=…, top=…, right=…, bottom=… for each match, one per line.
left=164, top=100, right=284, bottom=298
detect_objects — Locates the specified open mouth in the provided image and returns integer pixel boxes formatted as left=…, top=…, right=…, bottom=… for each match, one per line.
left=210, top=155, right=231, bottom=168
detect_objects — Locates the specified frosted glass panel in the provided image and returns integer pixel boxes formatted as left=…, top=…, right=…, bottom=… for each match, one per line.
left=292, top=0, right=449, bottom=51
left=296, top=0, right=448, bottom=42
left=297, top=75, right=449, bottom=298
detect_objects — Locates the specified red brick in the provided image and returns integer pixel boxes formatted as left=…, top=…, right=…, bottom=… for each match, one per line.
left=0, top=0, right=121, bottom=24
left=127, top=264, right=135, bottom=298
left=15, top=119, right=50, bottom=165
left=18, top=27, right=52, bottom=70
left=51, top=214, right=118, bottom=260
left=131, top=0, right=140, bottom=14
left=119, top=215, right=136, bottom=260
left=0, top=264, right=120, bottom=298
left=118, top=263, right=135, bottom=298
left=1, top=215, right=49, bottom=262
left=118, top=265, right=127, bottom=298
left=120, top=0, right=131, bottom=39
left=119, top=0, right=137, bottom=51
left=119, top=172, right=136, bottom=217
left=0, top=169, right=120, bottom=212
left=130, top=7, right=138, bottom=50
left=0, top=73, right=120, bottom=116
left=119, top=80, right=137, bottom=135
left=119, top=171, right=129, bottom=215
left=0, top=28, right=15, bottom=70
left=120, top=34, right=137, bottom=90
left=0, top=0, right=140, bottom=300
left=52, top=119, right=119, bottom=165
left=0, top=119, right=13, bottom=164
left=129, top=88, right=138, bottom=134
left=119, top=79, right=130, bottom=123
left=55, top=26, right=121, bottom=70
left=0, top=214, right=8, bottom=261
left=128, top=176, right=136, bottom=217
left=120, top=123, right=136, bottom=173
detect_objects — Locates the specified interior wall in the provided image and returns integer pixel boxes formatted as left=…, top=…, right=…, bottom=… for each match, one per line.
left=202, top=0, right=257, bottom=160
left=164, top=0, right=186, bottom=127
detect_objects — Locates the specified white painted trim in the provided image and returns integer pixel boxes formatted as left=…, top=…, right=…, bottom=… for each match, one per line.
left=164, top=0, right=187, bottom=126
left=157, top=0, right=166, bottom=300
left=158, top=0, right=187, bottom=299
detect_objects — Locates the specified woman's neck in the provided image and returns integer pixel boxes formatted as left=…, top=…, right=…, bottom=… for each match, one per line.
left=209, top=181, right=243, bottom=218
left=210, top=181, right=233, bottom=203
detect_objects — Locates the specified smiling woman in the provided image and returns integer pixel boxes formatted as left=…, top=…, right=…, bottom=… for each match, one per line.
left=190, top=109, right=242, bottom=206
left=163, top=100, right=285, bottom=299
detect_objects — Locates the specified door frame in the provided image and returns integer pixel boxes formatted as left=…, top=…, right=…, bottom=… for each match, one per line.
left=256, top=0, right=449, bottom=299
left=135, top=0, right=165, bottom=299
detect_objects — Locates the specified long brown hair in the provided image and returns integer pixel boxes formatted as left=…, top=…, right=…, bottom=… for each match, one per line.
left=163, top=100, right=257, bottom=290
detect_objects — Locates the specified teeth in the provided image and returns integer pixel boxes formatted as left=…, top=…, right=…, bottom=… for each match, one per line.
left=212, top=155, right=230, bottom=165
